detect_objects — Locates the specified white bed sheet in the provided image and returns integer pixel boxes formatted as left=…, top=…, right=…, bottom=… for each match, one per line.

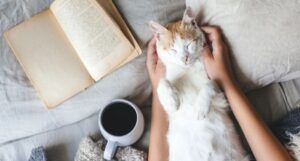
left=0, top=0, right=150, bottom=145
left=1, top=78, right=300, bottom=161
left=2, top=0, right=300, bottom=160
left=0, top=113, right=100, bottom=161
left=0, top=105, right=151, bottom=161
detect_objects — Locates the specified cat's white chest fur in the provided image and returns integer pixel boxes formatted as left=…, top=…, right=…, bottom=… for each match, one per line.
left=169, top=61, right=209, bottom=118
left=157, top=61, right=248, bottom=161
left=159, top=61, right=211, bottom=117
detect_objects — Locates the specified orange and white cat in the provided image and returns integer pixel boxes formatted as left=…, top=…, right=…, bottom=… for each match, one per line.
left=149, top=7, right=248, bottom=161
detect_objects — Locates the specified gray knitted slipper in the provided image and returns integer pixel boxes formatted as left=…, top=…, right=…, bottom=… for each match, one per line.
left=28, top=146, right=47, bottom=161
left=75, top=136, right=147, bottom=161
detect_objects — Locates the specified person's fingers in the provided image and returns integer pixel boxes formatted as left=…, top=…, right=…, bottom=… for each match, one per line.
left=156, top=59, right=164, bottom=69
left=155, top=58, right=165, bottom=74
left=202, top=46, right=214, bottom=62
left=201, top=47, right=213, bottom=80
left=201, top=26, right=224, bottom=54
left=201, top=26, right=222, bottom=41
left=202, top=47, right=214, bottom=76
left=146, top=36, right=157, bottom=61
left=146, top=36, right=158, bottom=71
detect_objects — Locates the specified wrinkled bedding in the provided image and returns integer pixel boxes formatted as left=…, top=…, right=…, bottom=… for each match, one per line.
left=1, top=0, right=300, bottom=160
left=186, top=0, right=300, bottom=90
left=0, top=105, right=151, bottom=161
left=1, top=78, right=300, bottom=161
left=0, top=0, right=150, bottom=145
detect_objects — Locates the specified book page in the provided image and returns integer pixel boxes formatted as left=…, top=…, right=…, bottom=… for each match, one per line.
left=4, top=10, right=94, bottom=108
left=96, top=0, right=142, bottom=54
left=96, top=0, right=142, bottom=67
left=50, top=0, right=136, bottom=81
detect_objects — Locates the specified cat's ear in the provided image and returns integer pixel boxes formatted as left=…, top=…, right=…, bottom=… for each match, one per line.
left=149, top=21, right=168, bottom=40
left=182, top=6, right=196, bottom=24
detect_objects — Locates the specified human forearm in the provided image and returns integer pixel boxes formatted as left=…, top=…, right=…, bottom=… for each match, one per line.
left=146, top=35, right=169, bottom=161
left=201, top=26, right=291, bottom=161
left=223, top=81, right=292, bottom=161
left=148, top=91, right=169, bottom=161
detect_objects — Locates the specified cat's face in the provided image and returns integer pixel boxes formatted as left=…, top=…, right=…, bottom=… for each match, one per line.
left=149, top=8, right=206, bottom=67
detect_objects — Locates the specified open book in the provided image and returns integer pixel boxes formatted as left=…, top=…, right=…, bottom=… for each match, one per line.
left=4, top=0, right=142, bottom=108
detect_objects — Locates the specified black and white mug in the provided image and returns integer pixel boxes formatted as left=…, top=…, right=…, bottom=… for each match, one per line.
left=98, top=99, right=144, bottom=160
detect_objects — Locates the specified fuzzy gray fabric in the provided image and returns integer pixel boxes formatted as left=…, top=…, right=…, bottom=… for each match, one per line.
left=75, top=137, right=147, bottom=161
left=28, top=147, right=47, bottom=161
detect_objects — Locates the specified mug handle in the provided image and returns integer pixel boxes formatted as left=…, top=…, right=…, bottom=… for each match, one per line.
left=104, top=141, right=118, bottom=160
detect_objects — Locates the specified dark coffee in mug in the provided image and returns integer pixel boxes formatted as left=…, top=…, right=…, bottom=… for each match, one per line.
left=101, top=102, right=137, bottom=136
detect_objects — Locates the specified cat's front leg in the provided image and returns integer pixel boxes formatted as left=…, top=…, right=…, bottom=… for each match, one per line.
left=195, top=81, right=217, bottom=119
left=157, top=78, right=179, bottom=116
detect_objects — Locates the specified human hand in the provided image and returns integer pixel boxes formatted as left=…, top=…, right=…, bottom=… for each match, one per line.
left=146, top=36, right=165, bottom=91
left=201, top=26, right=236, bottom=90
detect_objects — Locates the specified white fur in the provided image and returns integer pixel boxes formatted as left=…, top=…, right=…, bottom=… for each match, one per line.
left=157, top=54, right=247, bottom=161
left=286, top=132, right=300, bottom=160
left=151, top=8, right=248, bottom=161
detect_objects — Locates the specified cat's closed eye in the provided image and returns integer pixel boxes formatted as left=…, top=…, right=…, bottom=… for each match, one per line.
left=187, top=41, right=196, bottom=52
left=169, top=49, right=177, bottom=54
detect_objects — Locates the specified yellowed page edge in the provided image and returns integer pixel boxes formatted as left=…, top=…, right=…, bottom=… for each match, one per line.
left=4, top=10, right=94, bottom=108
left=96, top=0, right=142, bottom=55
left=50, top=0, right=135, bottom=81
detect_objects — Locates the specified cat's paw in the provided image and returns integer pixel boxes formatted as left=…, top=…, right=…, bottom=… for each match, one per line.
left=157, top=79, right=179, bottom=115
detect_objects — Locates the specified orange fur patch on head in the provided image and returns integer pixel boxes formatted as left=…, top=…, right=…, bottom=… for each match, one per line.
left=159, top=20, right=198, bottom=50
left=166, top=20, right=198, bottom=40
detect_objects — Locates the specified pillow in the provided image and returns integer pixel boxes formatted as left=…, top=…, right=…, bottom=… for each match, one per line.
left=114, top=0, right=185, bottom=47
left=115, top=0, right=300, bottom=91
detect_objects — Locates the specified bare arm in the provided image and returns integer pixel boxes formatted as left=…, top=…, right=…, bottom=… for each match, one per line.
left=224, top=80, right=291, bottom=161
left=148, top=91, right=169, bottom=161
left=201, top=26, right=292, bottom=161
left=146, top=37, right=169, bottom=161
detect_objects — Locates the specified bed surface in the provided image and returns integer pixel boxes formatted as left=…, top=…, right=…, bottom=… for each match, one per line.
left=0, top=0, right=150, bottom=145
left=1, top=78, right=300, bottom=161
left=0, top=104, right=151, bottom=161
left=1, top=0, right=300, bottom=160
